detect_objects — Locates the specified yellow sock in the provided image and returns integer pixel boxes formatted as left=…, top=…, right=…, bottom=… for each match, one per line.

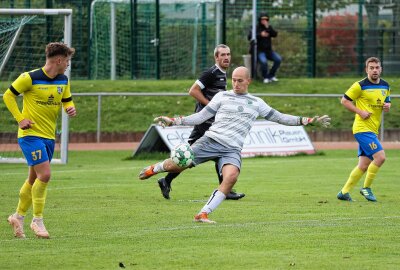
left=32, top=179, right=48, bottom=218
left=16, top=180, right=32, bottom=216
left=342, top=166, right=364, bottom=194
left=363, top=162, right=380, bottom=188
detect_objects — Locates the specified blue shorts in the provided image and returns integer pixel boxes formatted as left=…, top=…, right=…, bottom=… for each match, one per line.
left=354, top=132, right=383, bottom=160
left=191, top=136, right=242, bottom=175
left=18, top=136, right=55, bottom=166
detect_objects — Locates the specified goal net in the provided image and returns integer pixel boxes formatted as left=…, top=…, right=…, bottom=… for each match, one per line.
left=0, top=9, right=72, bottom=164
left=90, top=0, right=222, bottom=79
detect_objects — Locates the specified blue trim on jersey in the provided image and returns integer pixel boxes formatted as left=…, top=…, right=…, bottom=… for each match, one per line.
left=361, top=85, right=389, bottom=90
left=354, top=132, right=383, bottom=160
left=28, top=68, right=68, bottom=83
left=18, top=136, right=55, bottom=166
left=358, top=77, right=389, bottom=90
left=385, top=96, right=391, bottom=102
left=32, top=80, right=68, bottom=85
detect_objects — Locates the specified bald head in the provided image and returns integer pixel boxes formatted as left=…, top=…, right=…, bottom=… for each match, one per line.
left=232, top=66, right=250, bottom=79
left=232, top=66, right=251, bottom=95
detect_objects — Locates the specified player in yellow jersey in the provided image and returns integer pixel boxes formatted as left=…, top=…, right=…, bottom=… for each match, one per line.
left=3, top=42, right=76, bottom=238
left=337, top=57, right=391, bottom=202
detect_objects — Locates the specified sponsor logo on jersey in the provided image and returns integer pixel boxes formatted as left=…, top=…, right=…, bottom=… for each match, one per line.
left=35, top=94, right=61, bottom=106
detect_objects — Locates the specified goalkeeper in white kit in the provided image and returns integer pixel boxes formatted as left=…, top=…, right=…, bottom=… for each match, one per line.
left=139, top=66, right=331, bottom=223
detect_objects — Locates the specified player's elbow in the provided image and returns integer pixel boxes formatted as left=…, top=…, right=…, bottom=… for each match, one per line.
left=3, top=90, right=14, bottom=104
left=340, top=97, right=348, bottom=105
left=188, top=88, right=195, bottom=97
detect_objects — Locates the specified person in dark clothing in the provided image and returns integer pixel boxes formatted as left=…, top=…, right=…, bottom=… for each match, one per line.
left=250, top=13, right=282, bottom=83
left=157, top=44, right=245, bottom=201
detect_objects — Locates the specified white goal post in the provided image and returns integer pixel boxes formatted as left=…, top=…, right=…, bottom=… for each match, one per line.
left=0, top=9, right=72, bottom=164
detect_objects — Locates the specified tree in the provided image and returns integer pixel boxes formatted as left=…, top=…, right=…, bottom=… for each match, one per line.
left=317, top=14, right=358, bottom=75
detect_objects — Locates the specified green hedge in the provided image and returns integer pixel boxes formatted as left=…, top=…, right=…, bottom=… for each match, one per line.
left=1, top=78, right=398, bottom=133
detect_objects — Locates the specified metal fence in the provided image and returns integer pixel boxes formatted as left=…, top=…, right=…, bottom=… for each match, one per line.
left=1, top=1, right=399, bottom=80
left=73, top=92, right=399, bottom=142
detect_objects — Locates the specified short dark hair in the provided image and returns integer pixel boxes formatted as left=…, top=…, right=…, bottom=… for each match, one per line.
left=365, top=57, right=381, bottom=68
left=214, top=44, right=230, bottom=57
left=45, top=42, right=75, bottom=58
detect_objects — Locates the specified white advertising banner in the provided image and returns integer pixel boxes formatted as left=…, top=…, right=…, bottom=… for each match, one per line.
left=134, top=120, right=315, bottom=157
left=239, top=120, right=315, bottom=157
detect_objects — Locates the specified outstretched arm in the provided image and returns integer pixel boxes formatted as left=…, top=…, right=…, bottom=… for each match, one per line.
left=265, top=108, right=331, bottom=128
left=155, top=106, right=216, bottom=128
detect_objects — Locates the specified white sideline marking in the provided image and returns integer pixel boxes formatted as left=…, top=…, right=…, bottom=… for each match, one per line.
left=1, top=215, right=399, bottom=242
left=144, top=215, right=400, bottom=232
left=177, top=199, right=208, bottom=203
left=47, top=184, right=133, bottom=191
left=0, top=166, right=141, bottom=177
left=244, top=156, right=400, bottom=167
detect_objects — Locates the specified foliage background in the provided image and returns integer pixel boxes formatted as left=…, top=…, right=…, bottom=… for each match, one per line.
left=1, top=0, right=400, bottom=80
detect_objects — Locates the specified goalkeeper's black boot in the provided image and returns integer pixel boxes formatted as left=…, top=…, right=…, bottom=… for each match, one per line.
left=158, top=177, right=171, bottom=200
left=226, top=190, right=245, bottom=200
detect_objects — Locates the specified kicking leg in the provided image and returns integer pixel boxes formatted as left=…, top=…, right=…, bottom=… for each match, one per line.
left=218, top=162, right=245, bottom=200
left=194, top=164, right=239, bottom=223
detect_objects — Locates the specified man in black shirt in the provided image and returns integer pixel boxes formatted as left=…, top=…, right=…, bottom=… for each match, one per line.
left=250, top=13, right=282, bottom=83
left=158, top=44, right=245, bottom=200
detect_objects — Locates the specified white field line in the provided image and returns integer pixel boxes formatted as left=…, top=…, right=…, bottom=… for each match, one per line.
left=1, top=215, right=399, bottom=243
left=2, top=156, right=399, bottom=176
left=144, top=215, right=400, bottom=232
left=0, top=166, right=140, bottom=177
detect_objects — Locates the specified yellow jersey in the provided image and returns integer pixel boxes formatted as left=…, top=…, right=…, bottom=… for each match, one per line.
left=4, top=68, right=74, bottom=139
left=344, top=77, right=390, bottom=135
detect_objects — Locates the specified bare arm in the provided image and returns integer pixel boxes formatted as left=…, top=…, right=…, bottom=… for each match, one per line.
left=188, top=82, right=209, bottom=106
left=383, top=102, right=391, bottom=112
left=65, top=106, right=77, bottom=117
left=341, top=96, right=371, bottom=120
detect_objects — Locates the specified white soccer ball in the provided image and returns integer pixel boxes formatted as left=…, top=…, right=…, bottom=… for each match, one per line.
left=170, top=143, right=194, bottom=168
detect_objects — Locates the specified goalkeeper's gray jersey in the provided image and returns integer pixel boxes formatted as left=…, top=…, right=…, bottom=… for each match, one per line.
left=182, top=90, right=301, bottom=151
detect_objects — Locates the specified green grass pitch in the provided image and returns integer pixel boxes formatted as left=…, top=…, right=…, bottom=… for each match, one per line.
left=1, top=149, right=400, bottom=269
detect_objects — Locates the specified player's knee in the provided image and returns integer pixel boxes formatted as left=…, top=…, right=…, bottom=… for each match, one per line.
left=375, top=156, right=386, bottom=166
left=358, top=164, right=369, bottom=171
left=223, top=173, right=238, bottom=185
left=373, top=151, right=386, bottom=166
left=37, top=171, right=51, bottom=182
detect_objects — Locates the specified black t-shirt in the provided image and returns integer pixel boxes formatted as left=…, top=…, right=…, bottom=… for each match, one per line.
left=188, top=65, right=227, bottom=143
left=194, top=64, right=227, bottom=113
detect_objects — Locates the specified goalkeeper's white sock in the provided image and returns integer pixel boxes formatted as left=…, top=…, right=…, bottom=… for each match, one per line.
left=199, top=190, right=226, bottom=214
left=153, top=161, right=166, bottom=173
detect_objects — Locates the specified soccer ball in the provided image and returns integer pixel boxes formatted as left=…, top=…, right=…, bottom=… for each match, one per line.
left=170, top=143, right=194, bottom=168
